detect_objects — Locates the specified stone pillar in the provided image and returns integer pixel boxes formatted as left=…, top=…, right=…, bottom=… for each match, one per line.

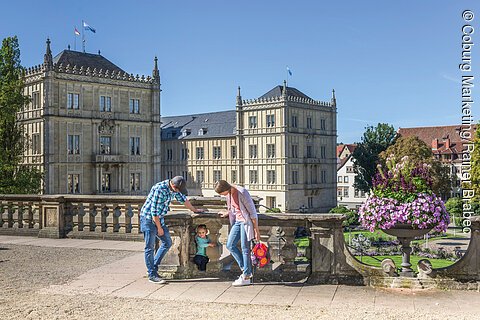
left=308, top=215, right=360, bottom=284
left=38, top=196, right=66, bottom=238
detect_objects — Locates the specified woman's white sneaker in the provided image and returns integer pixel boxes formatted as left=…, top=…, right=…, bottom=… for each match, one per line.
left=232, top=274, right=251, bottom=287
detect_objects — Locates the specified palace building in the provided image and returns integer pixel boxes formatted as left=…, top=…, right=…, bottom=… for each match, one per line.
left=19, top=39, right=337, bottom=212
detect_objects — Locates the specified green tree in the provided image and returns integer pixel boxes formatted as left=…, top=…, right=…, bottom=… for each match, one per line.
left=329, top=205, right=359, bottom=226
left=445, top=197, right=463, bottom=226
left=0, top=36, right=42, bottom=194
left=379, top=136, right=452, bottom=197
left=352, top=123, right=397, bottom=192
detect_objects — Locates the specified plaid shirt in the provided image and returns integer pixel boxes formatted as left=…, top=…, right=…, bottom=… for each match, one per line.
left=140, top=179, right=187, bottom=221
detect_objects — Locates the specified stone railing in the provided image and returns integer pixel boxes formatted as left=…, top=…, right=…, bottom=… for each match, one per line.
left=1, top=194, right=479, bottom=288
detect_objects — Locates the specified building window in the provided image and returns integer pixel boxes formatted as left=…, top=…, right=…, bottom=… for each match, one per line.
left=99, top=136, right=111, bottom=154
left=292, top=145, right=298, bottom=158
left=344, top=176, right=349, bottom=183
left=130, top=173, right=141, bottom=191
left=232, top=170, right=237, bottom=183
left=249, top=145, right=257, bottom=158
left=337, top=176, right=342, bottom=182
left=307, top=117, right=312, bottom=129
left=346, top=166, right=354, bottom=173
left=354, top=189, right=359, bottom=198
left=320, top=146, right=326, bottom=159
left=249, top=116, right=257, bottom=128
left=196, top=147, right=204, bottom=159
left=231, top=146, right=237, bottom=159
left=292, top=170, right=299, bottom=184
left=291, top=115, right=298, bottom=128
left=213, top=146, right=221, bottom=159
left=266, top=196, right=276, bottom=209
left=99, top=96, right=111, bottom=112
left=343, top=188, right=349, bottom=197
left=307, top=145, right=313, bottom=158
left=67, top=93, right=79, bottom=109
left=310, top=166, right=318, bottom=184
left=196, top=170, right=204, bottom=183
left=32, top=92, right=40, bottom=109
left=67, top=135, right=80, bottom=154
left=32, top=133, right=40, bottom=155
left=198, top=128, right=207, bottom=136
left=267, top=144, right=275, bottom=158
left=308, top=197, right=313, bottom=209
left=320, top=118, right=326, bottom=130
left=129, top=99, right=140, bottom=114
left=249, top=170, right=258, bottom=184
left=130, top=137, right=140, bottom=155
left=338, top=188, right=342, bottom=197
left=67, top=174, right=80, bottom=194
left=321, top=170, right=327, bottom=183
left=166, top=149, right=173, bottom=160
left=101, top=173, right=111, bottom=192
left=181, top=148, right=188, bottom=160
left=213, top=170, right=222, bottom=182
left=267, top=170, right=276, bottom=184
left=266, top=114, right=275, bottom=127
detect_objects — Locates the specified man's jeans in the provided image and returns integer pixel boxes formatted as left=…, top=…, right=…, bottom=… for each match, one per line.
left=140, top=215, right=172, bottom=278
left=226, top=221, right=252, bottom=276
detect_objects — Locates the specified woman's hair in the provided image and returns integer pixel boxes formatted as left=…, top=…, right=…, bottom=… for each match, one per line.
left=214, top=180, right=231, bottom=194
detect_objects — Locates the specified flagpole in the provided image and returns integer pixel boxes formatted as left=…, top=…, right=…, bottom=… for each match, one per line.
left=82, top=20, right=86, bottom=53
left=74, top=27, right=76, bottom=51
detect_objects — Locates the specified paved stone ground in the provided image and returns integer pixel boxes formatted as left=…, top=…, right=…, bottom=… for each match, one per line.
left=0, top=235, right=479, bottom=320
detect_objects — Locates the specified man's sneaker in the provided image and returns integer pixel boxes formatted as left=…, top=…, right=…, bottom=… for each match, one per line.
left=232, top=274, right=251, bottom=287
left=148, top=276, right=166, bottom=284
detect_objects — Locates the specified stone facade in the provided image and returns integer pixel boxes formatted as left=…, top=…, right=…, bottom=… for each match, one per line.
left=20, top=39, right=162, bottom=195
left=161, top=84, right=337, bottom=213
left=20, top=40, right=336, bottom=212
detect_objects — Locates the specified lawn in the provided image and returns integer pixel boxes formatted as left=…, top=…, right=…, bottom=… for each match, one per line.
left=355, top=255, right=455, bottom=271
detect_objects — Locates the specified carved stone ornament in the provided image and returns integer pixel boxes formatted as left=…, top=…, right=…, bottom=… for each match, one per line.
left=99, top=119, right=115, bottom=134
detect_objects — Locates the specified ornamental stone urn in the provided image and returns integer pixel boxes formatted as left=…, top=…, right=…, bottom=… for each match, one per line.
left=382, top=224, right=432, bottom=277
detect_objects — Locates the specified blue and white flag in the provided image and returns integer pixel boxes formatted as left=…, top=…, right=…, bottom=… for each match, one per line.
left=287, top=66, right=292, bottom=76
left=83, top=21, right=96, bottom=33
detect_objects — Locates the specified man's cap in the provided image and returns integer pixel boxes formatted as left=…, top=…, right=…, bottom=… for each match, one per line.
left=171, top=176, right=188, bottom=196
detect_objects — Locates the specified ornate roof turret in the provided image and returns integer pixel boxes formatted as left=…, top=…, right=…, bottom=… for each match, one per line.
left=282, top=80, right=287, bottom=98
left=331, top=89, right=336, bottom=107
left=236, top=86, right=242, bottom=106
left=43, top=38, right=53, bottom=71
left=152, top=56, right=160, bottom=80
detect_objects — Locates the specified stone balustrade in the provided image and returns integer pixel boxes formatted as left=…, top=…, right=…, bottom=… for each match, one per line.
left=1, top=194, right=479, bottom=288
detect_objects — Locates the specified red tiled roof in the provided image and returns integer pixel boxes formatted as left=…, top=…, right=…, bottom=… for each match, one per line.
left=398, top=124, right=477, bottom=156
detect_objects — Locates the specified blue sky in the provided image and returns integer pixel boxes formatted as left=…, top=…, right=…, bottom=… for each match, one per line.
left=1, top=0, right=478, bottom=143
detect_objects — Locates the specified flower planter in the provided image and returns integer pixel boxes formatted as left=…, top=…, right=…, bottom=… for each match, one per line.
left=383, top=224, right=432, bottom=277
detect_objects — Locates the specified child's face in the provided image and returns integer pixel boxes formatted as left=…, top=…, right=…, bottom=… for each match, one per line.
left=197, top=229, right=207, bottom=238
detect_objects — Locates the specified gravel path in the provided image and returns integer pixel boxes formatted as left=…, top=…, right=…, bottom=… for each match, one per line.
left=0, top=243, right=477, bottom=320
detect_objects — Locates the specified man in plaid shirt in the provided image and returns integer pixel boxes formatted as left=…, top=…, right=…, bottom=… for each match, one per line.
left=140, top=176, right=205, bottom=283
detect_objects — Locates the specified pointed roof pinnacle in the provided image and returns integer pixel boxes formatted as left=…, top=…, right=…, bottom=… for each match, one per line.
left=152, top=56, right=160, bottom=80
left=282, top=80, right=287, bottom=97
left=331, top=89, right=337, bottom=107
left=44, top=38, right=53, bottom=70
left=236, top=86, right=242, bottom=106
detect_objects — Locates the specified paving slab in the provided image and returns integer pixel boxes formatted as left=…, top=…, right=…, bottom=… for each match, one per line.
left=215, top=284, right=266, bottom=304
left=251, top=283, right=302, bottom=306
left=175, top=281, right=232, bottom=302
left=0, top=236, right=37, bottom=245
left=331, top=285, right=375, bottom=308
left=110, top=278, right=162, bottom=299
left=147, top=281, right=194, bottom=300
left=292, top=284, right=337, bottom=307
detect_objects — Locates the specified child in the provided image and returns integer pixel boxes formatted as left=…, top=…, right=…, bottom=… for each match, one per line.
left=193, top=224, right=216, bottom=271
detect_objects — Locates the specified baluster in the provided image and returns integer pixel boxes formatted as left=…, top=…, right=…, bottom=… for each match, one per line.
left=113, top=205, right=121, bottom=233
left=12, top=203, right=21, bottom=228
left=102, top=205, right=110, bottom=233
left=26, top=203, right=34, bottom=229
left=90, top=204, right=98, bottom=232
left=130, top=204, right=140, bottom=234
left=278, top=226, right=298, bottom=273
left=32, top=204, right=40, bottom=229
left=116, top=204, right=126, bottom=233
left=125, top=204, right=134, bottom=233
